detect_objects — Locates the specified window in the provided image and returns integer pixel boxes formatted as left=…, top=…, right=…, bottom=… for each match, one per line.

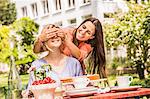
left=104, top=13, right=114, bottom=18
left=82, top=14, right=92, bottom=20
left=68, top=0, right=75, bottom=7
left=42, top=0, right=49, bottom=14
left=55, top=0, right=61, bottom=10
left=31, top=3, right=38, bottom=17
left=21, top=6, right=27, bottom=17
left=55, top=21, right=62, bottom=26
left=83, top=0, right=91, bottom=4
left=68, top=18, right=76, bottom=26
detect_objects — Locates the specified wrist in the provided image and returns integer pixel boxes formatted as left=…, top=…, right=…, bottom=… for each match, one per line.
left=35, top=37, right=44, bottom=46
left=37, top=37, right=43, bottom=43
left=65, top=40, right=73, bottom=47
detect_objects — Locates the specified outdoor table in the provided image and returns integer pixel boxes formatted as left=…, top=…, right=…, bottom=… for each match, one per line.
left=64, top=88, right=150, bottom=99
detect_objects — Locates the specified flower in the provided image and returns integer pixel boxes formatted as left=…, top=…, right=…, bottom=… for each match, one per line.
left=34, top=64, right=52, bottom=80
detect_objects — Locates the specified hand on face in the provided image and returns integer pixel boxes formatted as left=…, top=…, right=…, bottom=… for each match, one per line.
left=62, top=29, right=72, bottom=43
left=38, top=24, right=64, bottom=42
left=56, top=29, right=65, bottom=40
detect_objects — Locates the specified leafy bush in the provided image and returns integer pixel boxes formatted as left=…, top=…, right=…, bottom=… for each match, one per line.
left=0, top=26, right=11, bottom=63
left=111, top=57, right=127, bottom=69
left=130, top=78, right=150, bottom=88
left=0, top=1, right=16, bottom=25
left=11, top=17, right=39, bottom=74
left=12, top=17, right=39, bottom=46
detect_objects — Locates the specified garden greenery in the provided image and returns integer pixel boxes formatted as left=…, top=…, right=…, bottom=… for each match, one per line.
left=104, top=2, right=150, bottom=79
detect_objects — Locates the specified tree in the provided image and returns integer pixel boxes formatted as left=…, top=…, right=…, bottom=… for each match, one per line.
left=104, top=2, right=150, bottom=79
left=0, top=26, right=11, bottom=63
left=12, top=17, right=39, bottom=46
left=0, top=17, right=39, bottom=74
left=11, top=17, right=39, bottom=74
left=0, top=0, right=16, bottom=25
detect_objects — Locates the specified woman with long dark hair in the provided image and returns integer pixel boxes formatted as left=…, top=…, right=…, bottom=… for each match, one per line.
left=77, top=18, right=106, bottom=78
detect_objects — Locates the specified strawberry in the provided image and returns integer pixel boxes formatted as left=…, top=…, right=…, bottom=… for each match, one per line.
left=32, top=81, right=39, bottom=85
left=39, top=80, right=43, bottom=84
left=49, top=79, right=55, bottom=83
left=43, top=78, right=49, bottom=84
left=32, top=77, right=56, bottom=85
left=45, top=77, right=51, bottom=82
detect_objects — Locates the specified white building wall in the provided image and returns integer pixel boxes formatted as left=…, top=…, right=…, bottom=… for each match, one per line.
left=14, top=0, right=128, bottom=32
left=93, top=0, right=105, bottom=23
left=17, top=1, right=93, bottom=29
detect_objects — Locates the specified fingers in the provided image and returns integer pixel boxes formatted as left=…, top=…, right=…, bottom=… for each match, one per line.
left=46, top=33, right=56, bottom=39
left=56, top=29, right=65, bottom=38
left=45, top=29, right=58, bottom=34
left=57, top=31, right=65, bottom=37
left=39, top=30, right=57, bottom=42
left=46, top=29, right=65, bottom=38
left=39, top=26, right=66, bottom=42
left=41, top=24, right=58, bottom=34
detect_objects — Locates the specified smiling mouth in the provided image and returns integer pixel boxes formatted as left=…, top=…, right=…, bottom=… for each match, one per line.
left=78, top=35, right=84, bottom=38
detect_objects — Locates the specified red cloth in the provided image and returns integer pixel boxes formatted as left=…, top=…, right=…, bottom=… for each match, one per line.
left=64, top=88, right=150, bottom=99
left=85, top=88, right=150, bottom=99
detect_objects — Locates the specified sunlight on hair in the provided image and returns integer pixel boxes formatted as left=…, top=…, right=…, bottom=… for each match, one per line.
left=44, top=43, right=54, bottom=52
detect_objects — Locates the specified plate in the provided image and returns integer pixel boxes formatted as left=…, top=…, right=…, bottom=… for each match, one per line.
left=111, top=86, right=142, bottom=92
left=66, top=87, right=98, bottom=97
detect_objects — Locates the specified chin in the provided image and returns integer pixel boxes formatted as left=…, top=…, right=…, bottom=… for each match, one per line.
left=77, top=38, right=86, bottom=42
left=53, top=43, right=61, bottom=47
left=77, top=37, right=82, bottom=41
left=53, top=46, right=60, bottom=48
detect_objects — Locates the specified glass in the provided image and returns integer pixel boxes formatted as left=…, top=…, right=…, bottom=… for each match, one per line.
left=7, top=56, right=22, bottom=99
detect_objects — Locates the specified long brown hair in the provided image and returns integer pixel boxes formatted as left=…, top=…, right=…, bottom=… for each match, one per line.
left=73, top=17, right=106, bottom=78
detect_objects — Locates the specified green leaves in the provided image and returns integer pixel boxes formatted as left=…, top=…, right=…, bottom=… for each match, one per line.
left=34, top=64, right=52, bottom=80
left=11, top=17, right=39, bottom=65
left=104, top=2, right=150, bottom=76
left=0, top=17, right=39, bottom=68
left=0, top=0, right=16, bottom=25
left=0, top=26, right=11, bottom=63
left=12, top=17, right=39, bottom=46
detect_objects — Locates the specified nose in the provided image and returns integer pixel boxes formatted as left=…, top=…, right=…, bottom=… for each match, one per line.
left=80, top=29, right=86, bottom=35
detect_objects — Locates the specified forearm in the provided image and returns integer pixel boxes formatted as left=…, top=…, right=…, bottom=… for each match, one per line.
left=65, top=41, right=81, bottom=59
left=33, top=38, right=44, bottom=53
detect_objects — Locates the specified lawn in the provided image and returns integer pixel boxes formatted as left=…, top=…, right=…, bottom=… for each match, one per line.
left=0, top=73, right=29, bottom=99
left=0, top=73, right=29, bottom=88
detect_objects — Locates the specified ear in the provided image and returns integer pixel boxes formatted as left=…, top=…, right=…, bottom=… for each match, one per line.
left=89, top=36, right=95, bottom=39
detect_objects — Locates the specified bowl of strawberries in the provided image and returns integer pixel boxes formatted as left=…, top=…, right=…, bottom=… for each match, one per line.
left=30, top=77, right=59, bottom=99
